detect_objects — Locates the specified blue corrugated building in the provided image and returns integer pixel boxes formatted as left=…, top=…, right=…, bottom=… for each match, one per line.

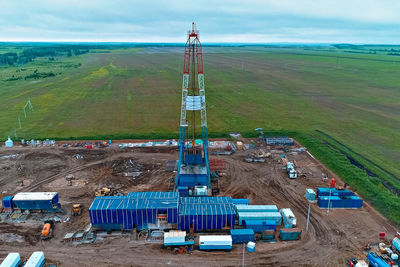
left=89, top=192, right=179, bottom=231
left=89, top=193, right=236, bottom=232
left=178, top=197, right=235, bottom=231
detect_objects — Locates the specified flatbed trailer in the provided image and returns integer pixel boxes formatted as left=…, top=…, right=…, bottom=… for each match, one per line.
left=164, top=240, right=195, bottom=247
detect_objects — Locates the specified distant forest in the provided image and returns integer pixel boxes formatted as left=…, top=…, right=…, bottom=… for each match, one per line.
left=0, top=46, right=91, bottom=66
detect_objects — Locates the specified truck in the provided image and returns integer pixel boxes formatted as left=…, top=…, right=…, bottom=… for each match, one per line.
left=280, top=208, right=297, bottom=228
left=199, top=235, right=232, bottom=251
left=286, top=162, right=297, bottom=179
left=41, top=220, right=54, bottom=240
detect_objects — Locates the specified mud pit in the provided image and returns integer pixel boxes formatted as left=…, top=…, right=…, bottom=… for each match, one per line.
left=0, top=143, right=397, bottom=266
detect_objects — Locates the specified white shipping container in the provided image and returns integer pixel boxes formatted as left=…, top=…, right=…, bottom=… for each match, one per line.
left=0, top=253, right=20, bottom=267
left=13, top=192, right=57, bottom=201
left=199, top=235, right=232, bottom=246
left=24, top=251, right=45, bottom=267
left=164, top=231, right=186, bottom=244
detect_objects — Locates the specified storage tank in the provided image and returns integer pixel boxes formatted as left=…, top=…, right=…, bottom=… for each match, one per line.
left=392, top=237, right=400, bottom=251
left=305, top=189, right=316, bottom=201
left=25, top=251, right=45, bottom=267
left=199, top=235, right=232, bottom=250
left=0, top=252, right=20, bottom=267
left=5, top=137, right=13, bottom=148
left=12, top=192, right=60, bottom=211
left=247, top=241, right=256, bottom=252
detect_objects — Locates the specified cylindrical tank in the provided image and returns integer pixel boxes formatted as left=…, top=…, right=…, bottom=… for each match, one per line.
left=330, top=178, right=336, bottom=188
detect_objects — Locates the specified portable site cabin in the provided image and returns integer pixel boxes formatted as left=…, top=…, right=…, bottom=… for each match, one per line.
left=12, top=192, right=60, bottom=211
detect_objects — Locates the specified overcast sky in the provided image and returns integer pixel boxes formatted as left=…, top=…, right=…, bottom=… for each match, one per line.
left=1, top=0, right=399, bottom=43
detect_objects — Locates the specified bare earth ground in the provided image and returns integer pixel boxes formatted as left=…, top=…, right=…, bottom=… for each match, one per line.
left=0, top=141, right=397, bottom=267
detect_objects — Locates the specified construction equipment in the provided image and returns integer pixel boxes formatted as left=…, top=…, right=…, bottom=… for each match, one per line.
left=95, top=187, right=111, bottom=197
left=175, top=23, right=211, bottom=196
left=72, top=204, right=82, bottom=216
left=41, top=220, right=54, bottom=240
left=286, top=161, right=298, bottom=179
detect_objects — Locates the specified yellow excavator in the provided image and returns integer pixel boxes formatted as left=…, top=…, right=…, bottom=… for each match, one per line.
left=72, top=204, right=82, bottom=216
left=95, top=187, right=111, bottom=197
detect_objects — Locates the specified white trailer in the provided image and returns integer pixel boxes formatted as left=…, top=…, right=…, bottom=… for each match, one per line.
left=199, top=235, right=232, bottom=250
left=280, top=208, right=297, bottom=228
left=0, top=253, right=20, bottom=267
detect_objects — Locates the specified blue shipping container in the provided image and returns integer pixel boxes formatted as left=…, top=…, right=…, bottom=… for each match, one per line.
left=230, top=229, right=255, bottom=244
left=279, top=228, right=301, bottom=241
left=232, top=199, right=249, bottom=205
left=237, top=212, right=282, bottom=226
left=317, top=188, right=355, bottom=197
left=2, top=196, right=13, bottom=209
left=243, top=220, right=276, bottom=233
left=318, top=196, right=363, bottom=209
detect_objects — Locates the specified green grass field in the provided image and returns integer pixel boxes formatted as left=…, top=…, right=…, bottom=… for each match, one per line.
left=1, top=44, right=400, bottom=223
left=2, top=45, right=398, bottom=175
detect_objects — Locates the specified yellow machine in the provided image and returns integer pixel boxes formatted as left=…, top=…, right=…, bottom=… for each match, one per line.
left=72, top=204, right=82, bottom=216
left=95, top=187, right=111, bottom=197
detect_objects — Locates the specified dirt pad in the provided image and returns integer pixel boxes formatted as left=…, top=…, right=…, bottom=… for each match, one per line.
left=0, top=144, right=398, bottom=266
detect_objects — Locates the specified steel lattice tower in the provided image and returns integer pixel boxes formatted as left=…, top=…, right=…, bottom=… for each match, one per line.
left=175, top=23, right=211, bottom=195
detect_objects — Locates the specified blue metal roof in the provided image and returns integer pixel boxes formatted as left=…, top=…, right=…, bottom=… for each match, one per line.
left=90, top=194, right=179, bottom=212
left=127, top=192, right=179, bottom=199
left=179, top=196, right=232, bottom=204
left=179, top=197, right=235, bottom=216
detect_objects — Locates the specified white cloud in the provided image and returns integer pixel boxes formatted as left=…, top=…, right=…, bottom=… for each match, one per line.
left=0, top=0, right=399, bottom=42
